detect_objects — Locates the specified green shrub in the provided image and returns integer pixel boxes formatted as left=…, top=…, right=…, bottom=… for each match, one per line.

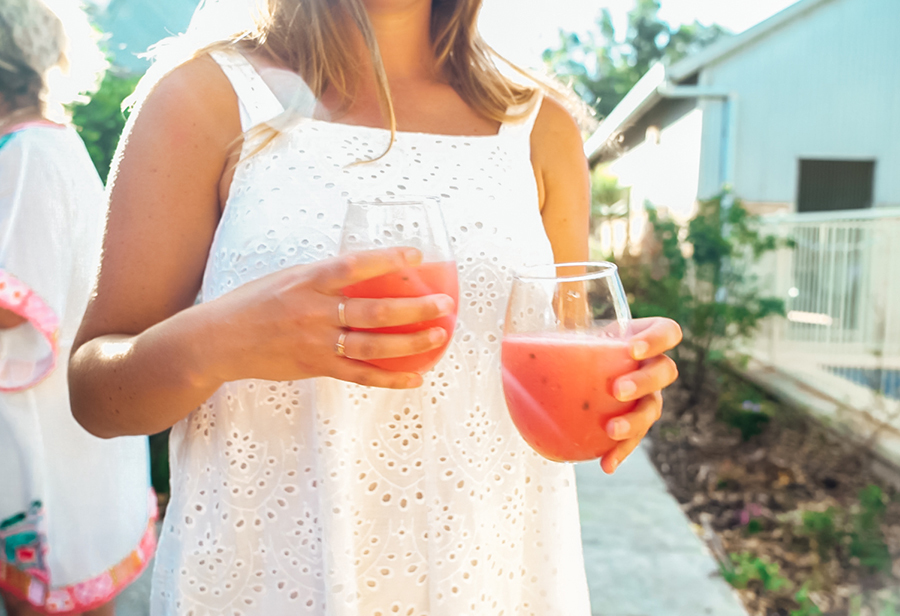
left=722, top=552, right=790, bottom=592
left=850, top=485, right=892, bottom=574
left=617, top=194, right=786, bottom=407
left=70, top=70, right=140, bottom=182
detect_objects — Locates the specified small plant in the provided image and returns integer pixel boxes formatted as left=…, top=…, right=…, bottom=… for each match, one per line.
left=792, top=583, right=823, bottom=616
left=722, top=552, right=791, bottom=592
left=849, top=485, right=892, bottom=574
left=799, top=508, right=842, bottom=561
left=717, top=375, right=774, bottom=440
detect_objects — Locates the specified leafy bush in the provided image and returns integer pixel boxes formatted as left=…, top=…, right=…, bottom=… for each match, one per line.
left=70, top=70, right=140, bottom=182
left=616, top=194, right=787, bottom=406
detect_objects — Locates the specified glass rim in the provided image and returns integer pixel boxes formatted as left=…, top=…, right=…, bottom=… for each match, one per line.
left=346, top=195, right=441, bottom=207
left=513, top=261, right=619, bottom=283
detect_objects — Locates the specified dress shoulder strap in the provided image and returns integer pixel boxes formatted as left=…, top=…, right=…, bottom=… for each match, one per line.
left=209, top=50, right=285, bottom=131
left=499, top=90, right=544, bottom=139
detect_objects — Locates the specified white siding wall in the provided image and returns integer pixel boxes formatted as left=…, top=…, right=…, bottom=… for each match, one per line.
left=698, top=0, right=900, bottom=208
left=609, top=108, right=704, bottom=222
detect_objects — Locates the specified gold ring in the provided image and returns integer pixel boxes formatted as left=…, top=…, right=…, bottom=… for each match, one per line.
left=335, top=331, right=348, bottom=358
left=337, top=299, right=348, bottom=328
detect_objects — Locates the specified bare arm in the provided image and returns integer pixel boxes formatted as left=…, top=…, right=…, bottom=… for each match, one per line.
left=69, top=56, right=244, bottom=437
left=531, top=97, right=591, bottom=264
left=531, top=97, right=682, bottom=474
left=0, top=309, right=26, bottom=329
left=69, top=56, right=452, bottom=438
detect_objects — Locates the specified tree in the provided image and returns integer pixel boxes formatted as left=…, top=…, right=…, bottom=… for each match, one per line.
left=543, top=0, right=730, bottom=119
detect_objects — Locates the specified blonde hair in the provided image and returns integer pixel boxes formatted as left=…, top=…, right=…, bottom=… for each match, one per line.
left=138, top=0, right=547, bottom=156
left=0, top=0, right=106, bottom=120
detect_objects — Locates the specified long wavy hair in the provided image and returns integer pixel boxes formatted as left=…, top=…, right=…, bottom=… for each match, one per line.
left=141, top=0, right=544, bottom=154
left=258, top=0, right=537, bottom=132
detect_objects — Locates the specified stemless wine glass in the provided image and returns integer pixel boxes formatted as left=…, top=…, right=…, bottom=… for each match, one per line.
left=501, top=262, right=637, bottom=462
left=339, top=196, right=459, bottom=374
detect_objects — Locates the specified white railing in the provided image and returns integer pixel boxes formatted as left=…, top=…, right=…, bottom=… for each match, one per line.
left=750, top=207, right=900, bottom=436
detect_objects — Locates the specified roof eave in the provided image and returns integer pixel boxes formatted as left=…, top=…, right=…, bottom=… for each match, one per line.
left=583, top=62, right=666, bottom=165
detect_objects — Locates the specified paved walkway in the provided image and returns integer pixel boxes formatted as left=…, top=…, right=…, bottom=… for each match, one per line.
left=2, top=446, right=746, bottom=616
left=576, top=445, right=748, bottom=616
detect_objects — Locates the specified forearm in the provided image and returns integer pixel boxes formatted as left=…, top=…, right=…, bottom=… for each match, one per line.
left=0, top=307, right=26, bottom=329
left=68, top=302, right=227, bottom=438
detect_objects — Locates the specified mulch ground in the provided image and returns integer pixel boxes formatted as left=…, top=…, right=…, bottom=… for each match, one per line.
left=649, top=371, right=900, bottom=616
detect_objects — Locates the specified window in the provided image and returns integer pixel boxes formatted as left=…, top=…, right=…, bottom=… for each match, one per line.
left=797, top=159, right=875, bottom=212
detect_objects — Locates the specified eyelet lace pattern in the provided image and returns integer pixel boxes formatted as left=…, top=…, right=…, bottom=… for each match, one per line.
left=150, top=51, right=591, bottom=616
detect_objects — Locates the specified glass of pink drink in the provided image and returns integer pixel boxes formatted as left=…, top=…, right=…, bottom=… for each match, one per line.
left=502, top=262, right=636, bottom=462
left=339, top=196, right=458, bottom=374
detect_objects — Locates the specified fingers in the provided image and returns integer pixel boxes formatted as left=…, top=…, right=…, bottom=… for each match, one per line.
left=341, top=294, right=455, bottom=329
left=601, top=437, right=642, bottom=474
left=612, top=354, right=679, bottom=402
left=313, top=248, right=422, bottom=293
left=605, top=392, right=663, bottom=441
left=331, top=361, right=424, bottom=390
left=628, top=317, right=683, bottom=360
left=601, top=392, right=663, bottom=474
left=340, top=327, right=448, bottom=361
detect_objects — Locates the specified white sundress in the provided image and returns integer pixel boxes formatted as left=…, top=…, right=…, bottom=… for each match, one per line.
left=0, top=124, right=156, bottom=613
left=150, top=50, right=592, bottom=616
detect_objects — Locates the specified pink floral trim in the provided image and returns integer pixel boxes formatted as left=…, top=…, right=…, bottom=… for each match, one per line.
left=0, top=490, right=158, bottom=615
left=0, top=269, right=59, bottom=392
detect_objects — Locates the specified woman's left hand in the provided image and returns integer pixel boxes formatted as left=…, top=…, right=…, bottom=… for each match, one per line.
left=601, top=317, right=683, bottom=474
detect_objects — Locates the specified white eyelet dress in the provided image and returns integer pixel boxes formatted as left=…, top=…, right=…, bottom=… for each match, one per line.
left=150, top=50, right=592, bottom=616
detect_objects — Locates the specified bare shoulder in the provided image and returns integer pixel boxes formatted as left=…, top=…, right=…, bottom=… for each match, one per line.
left=125, top=53, right=240, bottom=153
left=530, top=95, right=585, bottom=169
left=89, top=53, right=242, bottom=339
left=529, top=95, right=590, bottom=214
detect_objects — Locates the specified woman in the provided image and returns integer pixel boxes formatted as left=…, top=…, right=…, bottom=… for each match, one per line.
left=0, top=1, right=156, bottom=614
left=69, top=0, right=682, bottom=613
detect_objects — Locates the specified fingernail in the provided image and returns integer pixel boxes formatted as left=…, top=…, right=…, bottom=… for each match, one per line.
left=616, top=380, right=637, bottom=401
left=609, top=418, right=630, bottom=439
left=632, top=340, right=649, bottom=360
left=429, top=328, right=447, bottom=343
left=608, top=458, right=619, bottom=473
left=402, top=248, right=421, bottom=264
left=436, top=295, right=455, bottom=314
left=407, top=374, right=423, bottom=388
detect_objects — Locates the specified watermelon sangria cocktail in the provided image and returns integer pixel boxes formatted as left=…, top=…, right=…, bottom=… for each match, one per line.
left=501, top=262, right=638, bottom=462
left=339, top=196, right=459, bottom=374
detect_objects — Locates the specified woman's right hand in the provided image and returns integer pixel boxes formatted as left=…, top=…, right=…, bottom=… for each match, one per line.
left=203, top=246, right=454, bottom=389
left=69, top=57, right=450, bottom=438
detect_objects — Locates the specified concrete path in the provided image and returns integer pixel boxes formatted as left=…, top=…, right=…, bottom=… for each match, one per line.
left=2, top=446, right=746, bottom=616
left=576, top=445, right=748, bottom=616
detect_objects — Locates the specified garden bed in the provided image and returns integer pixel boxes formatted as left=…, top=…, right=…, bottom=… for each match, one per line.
left=649, top=371, right=900, bottom=616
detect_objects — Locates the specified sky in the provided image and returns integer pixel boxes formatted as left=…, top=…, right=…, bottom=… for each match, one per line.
left=479, top=0, right=801, bottom=69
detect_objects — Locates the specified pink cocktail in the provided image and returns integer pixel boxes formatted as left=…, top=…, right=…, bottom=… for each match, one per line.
left=502, top=332, right=638, bottom=462
left=502, top=262, right=635, bottom=462
left=343, top=260, right=459, bottom=373
left=339, top=196, right=458, bottom=374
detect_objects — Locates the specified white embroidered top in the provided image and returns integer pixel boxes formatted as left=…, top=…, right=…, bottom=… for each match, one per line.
left=151, top=50, right=592, bottom=616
